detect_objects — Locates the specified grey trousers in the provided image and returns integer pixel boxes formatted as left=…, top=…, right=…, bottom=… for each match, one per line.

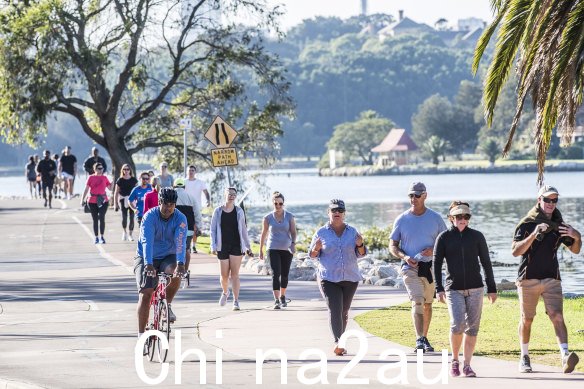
left=446, top=287, right=484, bottom=336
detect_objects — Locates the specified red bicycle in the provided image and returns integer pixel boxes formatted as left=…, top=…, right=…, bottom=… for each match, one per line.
left=144, top=271, right=189, bottom=363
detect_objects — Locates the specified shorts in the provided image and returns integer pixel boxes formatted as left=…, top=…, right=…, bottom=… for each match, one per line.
left=516, top=278, right=563, bottom=320
left=61, top=172, right=75, bottom=180
left=134, top=254, right=177, bottom=291
left=446, top=288, right=484, bottom=336
left=401, top=267, right=435, bottom=304
left=27, top=177, right=36, bottom=183
left=217, top=244, right=243, bottom=260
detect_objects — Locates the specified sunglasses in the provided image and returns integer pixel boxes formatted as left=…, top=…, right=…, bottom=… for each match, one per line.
left=122, top=168, right=130, bottom=171
left=331, top=208, right=345, bottom=213
left=141, top=177, right=150, bottom=180
left=542, top=197, right=559, bottom=204
left=96, top=167, right=104, bottom=170
left=274, top=202, right=284, bottom=206
left=408, top=193, right=423, bottom=199
left=454, top=214, right=471, bottom=220
left=161, top=165, right=168, bottom=168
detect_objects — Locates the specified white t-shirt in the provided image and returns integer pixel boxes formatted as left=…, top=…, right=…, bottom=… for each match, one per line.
left=185, top=178, right=208, bottom=206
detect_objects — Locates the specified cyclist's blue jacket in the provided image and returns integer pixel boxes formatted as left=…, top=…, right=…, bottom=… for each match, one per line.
left=137, top=207, right=187, bottom=265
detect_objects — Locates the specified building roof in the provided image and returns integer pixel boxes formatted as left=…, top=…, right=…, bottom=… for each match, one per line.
left=378, top=17, right=433, bottom=36
left=371, top=129, right=418, bottom=153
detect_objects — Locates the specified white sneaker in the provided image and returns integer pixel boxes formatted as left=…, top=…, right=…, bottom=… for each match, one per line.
left=122, top=232, right=128, bottom=241
left=128, top=234, right=134, bottom=241
left=232, top=300, right=240, bottom=311
left=219, top=290, right=230, bottom=306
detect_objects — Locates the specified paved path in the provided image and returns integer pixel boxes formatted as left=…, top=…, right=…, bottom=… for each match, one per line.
left=0, top=199, right=582, bottom=388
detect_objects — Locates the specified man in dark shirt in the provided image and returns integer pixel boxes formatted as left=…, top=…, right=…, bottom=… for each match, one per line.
left=36, top=150, right=57, bottom=208
left=83, top=147, right=107, bottom=175
left=512, top=185, right=581, bottom=374
left=59, top=146, right=77, bottom=200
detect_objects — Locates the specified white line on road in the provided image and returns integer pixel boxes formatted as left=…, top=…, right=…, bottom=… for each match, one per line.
left=72, top=216, right=132, bottom=273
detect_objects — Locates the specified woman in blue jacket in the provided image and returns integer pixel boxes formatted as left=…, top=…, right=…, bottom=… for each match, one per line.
left=210, top=187, right=252, bottom=311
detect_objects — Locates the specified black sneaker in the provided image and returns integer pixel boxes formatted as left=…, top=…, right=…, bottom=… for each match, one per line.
left=191, top=245, right=198, bottom=254
left=519, top=354, right=533, bottom=373
left=422, top=336, right=434, bottom=352
left=415, top=337, right=425, bottom=353
left=280, top=296, right=288, bottom=307
left=273, top=299, right=281, bottom=310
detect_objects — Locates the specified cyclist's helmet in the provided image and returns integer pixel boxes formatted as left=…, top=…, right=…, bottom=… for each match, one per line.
left=158, top=187, right=178, bottom=205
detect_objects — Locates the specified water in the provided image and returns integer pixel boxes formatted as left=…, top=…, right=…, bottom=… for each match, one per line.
left=2, top=170, right=584, bottom=292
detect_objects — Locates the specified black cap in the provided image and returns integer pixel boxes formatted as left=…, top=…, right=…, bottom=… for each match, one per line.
left=329, top=199, right=345, bottom=210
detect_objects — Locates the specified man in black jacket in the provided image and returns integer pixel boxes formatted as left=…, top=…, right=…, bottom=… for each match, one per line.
left=83, top=147, right=107, bottom=175
left=36, top=150, right=57, bottom=208
left=512, top=185, right=581, bottom=374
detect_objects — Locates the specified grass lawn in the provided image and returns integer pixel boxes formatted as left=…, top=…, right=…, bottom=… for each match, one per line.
left=194, top=235, right=261, bottom=255
left=355, top=292, right=584, bottom=372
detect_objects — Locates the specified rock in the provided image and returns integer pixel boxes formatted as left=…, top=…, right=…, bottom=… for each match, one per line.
left=497, top=281, right=516, bottom=291
left=375, top=278, right=396, bottom=286
left=375, top=265, right=399, bottom=279
left=301, top=258, right=317, bottom=268
left=393, top=279, right=406, bottom=290
left=373, top=260, right=386, bottom=266
left=359, top=257, right=374, bottom=265
left=288, top=267, right=317, bottom=281
left=364, top=276, right=380, bottom=285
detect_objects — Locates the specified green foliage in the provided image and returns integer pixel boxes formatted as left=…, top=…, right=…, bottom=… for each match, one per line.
left=360, top=225, right=393, bottom=251
left=478, top=138, right=501, bottom=164
left=356, top=294, right=584, bottom=372
left=423, top=135, right=450, bottom=165
left=326, top=110, right=395, bottom=165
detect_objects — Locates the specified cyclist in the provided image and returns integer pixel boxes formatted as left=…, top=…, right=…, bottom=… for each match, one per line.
left=135, top=187, right=187, bottom=353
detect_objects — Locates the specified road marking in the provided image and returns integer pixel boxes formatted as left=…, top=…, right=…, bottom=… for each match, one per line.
left=72, top=216, right=132, bottom=273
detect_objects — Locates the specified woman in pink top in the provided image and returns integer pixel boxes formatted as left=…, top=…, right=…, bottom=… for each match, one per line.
left=142, top=176, right=160, bottom=215
left=81, top=162, right=112, bottom=244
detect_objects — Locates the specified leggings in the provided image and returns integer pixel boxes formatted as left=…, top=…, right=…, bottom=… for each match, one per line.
left=89, top=201, right=108, bottom=236
left=320, top=280, right=359, bottom=343
left=268, top=249, right=293, bottom=290
left=119, top=199, right=135, bottom=231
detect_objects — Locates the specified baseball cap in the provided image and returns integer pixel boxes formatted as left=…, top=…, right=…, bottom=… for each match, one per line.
left=329, top=199, right=345, bottom=210
left=537, top=185, right=559, bottom=198
left=174, top=178, right=185, bottom=187
left=450, top=204, right=471, bottom=216
left=408, top=182, right=426, bottom=195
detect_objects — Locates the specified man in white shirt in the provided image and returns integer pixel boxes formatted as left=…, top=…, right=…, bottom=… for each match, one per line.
left=184, top=165, right=210, bottom=253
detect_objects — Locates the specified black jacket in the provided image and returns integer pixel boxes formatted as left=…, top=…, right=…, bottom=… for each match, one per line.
left=433, top=226, right=497, bottom=293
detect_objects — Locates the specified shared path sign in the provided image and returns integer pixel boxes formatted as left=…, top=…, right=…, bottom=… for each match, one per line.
left=205, top=116, right=239, bottom=167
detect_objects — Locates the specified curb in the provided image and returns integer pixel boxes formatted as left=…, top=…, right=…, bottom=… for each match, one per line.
left=0, top=378, right=46, bottom=389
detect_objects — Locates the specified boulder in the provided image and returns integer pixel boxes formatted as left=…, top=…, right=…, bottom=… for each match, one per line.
left=288, top=267, right=317, bottom=281
left=364, top=276, right=380, bottom=285
left=497, top=281, right=516, bottom=291
left=374, top=265, right=399, bottom=279
left=375, top=278, right=396, bottom=287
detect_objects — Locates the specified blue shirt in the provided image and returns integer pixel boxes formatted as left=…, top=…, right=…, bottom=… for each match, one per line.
left=129, top=185, right=152, bottom=218
left=390, top=207, right=447, bottom=271
left=265, top=211, right=294, bottom=251
left=310, top=223, right=365, bottom=283
left=137, top=207, right=187, bottom=265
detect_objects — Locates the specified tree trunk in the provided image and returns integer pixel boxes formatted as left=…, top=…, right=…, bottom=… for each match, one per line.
left=102, top=124, right=136, bottom=178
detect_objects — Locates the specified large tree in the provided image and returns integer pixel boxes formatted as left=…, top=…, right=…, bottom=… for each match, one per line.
left=0, top=0, right=292, bottom=175
left=473, top=0, right=584, bottom=182
left=326, top=110, right=395, bottom=165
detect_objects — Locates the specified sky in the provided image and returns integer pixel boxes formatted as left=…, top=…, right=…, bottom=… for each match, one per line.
left=266, top=0, right=495, bottom=30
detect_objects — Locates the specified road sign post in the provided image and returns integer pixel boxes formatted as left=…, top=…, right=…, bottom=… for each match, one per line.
left=179, top=117, right=192, bottom=176
left=205, top=116, right=239, bottom=169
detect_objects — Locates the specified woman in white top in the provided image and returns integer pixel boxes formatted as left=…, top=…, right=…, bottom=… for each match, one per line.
left=259, top=192, right=297, bottom=309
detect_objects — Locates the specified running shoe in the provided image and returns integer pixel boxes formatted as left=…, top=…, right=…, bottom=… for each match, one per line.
left=280, top=296, right=288, bottom=307
left=191, top=245, right=198, bottom=254
left=128, top=234, right=134, bottom=241
left=333, top=346, right=347, bottom=356
left=422, top=336, right=435, bottom=352
left=168, top=304, right=176, bottom=323
left=94, top=237, right=99, bottom=244
left=232, top=300, right=240, bottom=311
left=462, top=364, right=476, bottom=377
left=519, top=354, right=532, bottom=373
left=273, top=299, right=281, bottom=310
left=450, top=360, right=460, bottom=377
left=219, top=290, right=229, bottom=306
left=563, top=351, right=579, bottom=374
left=100, top=237, right=106, bottom=244
left=414, top=337, right=425, bottom=353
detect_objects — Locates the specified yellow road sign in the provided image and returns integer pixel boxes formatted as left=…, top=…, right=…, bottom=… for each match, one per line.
left=205, top=116, right=238, bottom=148
left=211, top=148, right=239, bottom=167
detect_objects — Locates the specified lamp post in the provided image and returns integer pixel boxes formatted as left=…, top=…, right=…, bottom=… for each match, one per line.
left=179, top=117, right=192, bottom=176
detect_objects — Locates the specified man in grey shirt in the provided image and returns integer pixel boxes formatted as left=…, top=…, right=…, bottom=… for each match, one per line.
left=390, top=182, right=447, bottom=353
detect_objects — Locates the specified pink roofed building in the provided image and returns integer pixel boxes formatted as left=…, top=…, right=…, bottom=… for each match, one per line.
left=371, top=128, right=418, bottom=167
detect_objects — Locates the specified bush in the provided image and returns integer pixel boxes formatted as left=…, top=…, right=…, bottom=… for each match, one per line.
left=361, top=225, right=393, bottom=251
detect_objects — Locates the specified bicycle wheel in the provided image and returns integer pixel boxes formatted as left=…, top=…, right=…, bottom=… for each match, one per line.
left=156, top=299, right=170, bottom=363
left=147, top=301, right=157, bottom=361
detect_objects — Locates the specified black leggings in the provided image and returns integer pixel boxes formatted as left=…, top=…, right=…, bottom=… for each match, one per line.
left=320, top=280, right=359, bottom=343
left=119, top=199, right=135, bottom=231
left=89, top=201, right=108, bottom=236
left=268, top=249, right=293, bottom=290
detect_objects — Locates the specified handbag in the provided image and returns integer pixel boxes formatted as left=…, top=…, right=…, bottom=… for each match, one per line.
left=83, top=202, right=91, bottom=213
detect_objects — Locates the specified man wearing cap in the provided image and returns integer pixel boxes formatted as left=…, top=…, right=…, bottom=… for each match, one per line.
left=512, top=185, right=581, bottom=374
left=389, top=182, right=447, bottom=353
left=174, top=178, right=200, bottom=271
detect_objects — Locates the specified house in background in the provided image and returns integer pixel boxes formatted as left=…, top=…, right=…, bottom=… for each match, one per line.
left=371, top=128, right=418, bottom=167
